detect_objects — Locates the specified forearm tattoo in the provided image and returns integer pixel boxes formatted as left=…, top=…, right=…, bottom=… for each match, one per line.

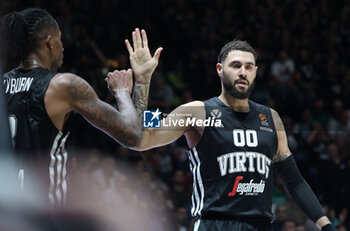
left=67, top=77, right=140, bottom=146
left=132, top=82, right=150, bottom=121
left=271, top=109, right=292, bottom=162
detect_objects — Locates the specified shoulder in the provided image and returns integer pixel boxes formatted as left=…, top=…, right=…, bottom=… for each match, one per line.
left=3, top=67, right=24, bottom=79
left=3, top=69, right=14, bottom=78
left=269, top=108, right=279, bottom=118
left=269, top=108, right=282, bottom=122
left=176, top=101, right=205, bottom=114
left=50, top=73, right=93, bottom=92
left=269, top=108, right=285, bottom=129
left=50, top=73, right=86, bottom=86
left=167, top=101, right=205, bottom=120
left=48, top=73, right=96, bottom=101
left=250, top=100, right=272, bottom=111
left=181, top=100, right=204, bottom=107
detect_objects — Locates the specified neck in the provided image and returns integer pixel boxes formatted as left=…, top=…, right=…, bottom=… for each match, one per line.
left=21, top=53, right=50, bottom=70
left=218, top=91, right=250, bottom=112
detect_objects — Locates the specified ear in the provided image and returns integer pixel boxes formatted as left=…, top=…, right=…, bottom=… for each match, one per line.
left=216, top=63, right=223, bottom=78
left=44, top=35, right=53, bottom=50
left=255, top=65, right=258, bottom=76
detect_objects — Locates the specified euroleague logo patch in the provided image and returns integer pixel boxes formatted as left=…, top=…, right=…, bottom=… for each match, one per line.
left=259, top=113, right=268, bottom=122
left=259, top=112, right=270, bottom=128
left=228, top=176, right=266, bottom=196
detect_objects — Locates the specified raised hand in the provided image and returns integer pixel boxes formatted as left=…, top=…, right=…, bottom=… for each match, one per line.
left=105, top=69, right=133, bottom=95
left=125, top=28, right=163, bottom=83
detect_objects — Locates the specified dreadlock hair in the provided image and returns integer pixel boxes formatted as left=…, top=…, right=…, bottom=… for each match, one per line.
left=0, top=8, right=57, bottom=72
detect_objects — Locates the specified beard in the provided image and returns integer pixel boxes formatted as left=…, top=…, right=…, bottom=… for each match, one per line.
left=52, top=54, right=63, bottom=71
left=222, top=71, right=255, bottom=99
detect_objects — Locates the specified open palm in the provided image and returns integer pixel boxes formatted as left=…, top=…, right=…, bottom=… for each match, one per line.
left=125, top=28, right=163, bottom=82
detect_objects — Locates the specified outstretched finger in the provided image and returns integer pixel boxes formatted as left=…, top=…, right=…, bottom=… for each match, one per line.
left=132, top=31, right=138, bottom=49
left=152, top=47, right=163, bottom=62
left=125, top=39, right=133, bottom=54
left=135, top=28, right=142, bottom=48
left=141, top=29, right=148, bottom=49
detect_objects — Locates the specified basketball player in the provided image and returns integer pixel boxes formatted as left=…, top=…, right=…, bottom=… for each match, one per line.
left=0, top=8, right=160, bottom=206
left=107, top=29, right=335, bottom=231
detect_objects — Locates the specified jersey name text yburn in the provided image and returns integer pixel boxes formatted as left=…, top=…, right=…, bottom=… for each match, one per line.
left=3, top=77, right=34, bottom=94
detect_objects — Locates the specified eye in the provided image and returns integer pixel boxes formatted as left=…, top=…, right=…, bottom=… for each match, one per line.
left=233, top=63, right=241, bottom=69
left=246, top=65, right=254, bottom=70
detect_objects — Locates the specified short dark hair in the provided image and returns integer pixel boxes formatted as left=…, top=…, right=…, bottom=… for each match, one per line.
left=0, top=8, right=57, bottom=71
left=217, top=40, right=257, bottom=63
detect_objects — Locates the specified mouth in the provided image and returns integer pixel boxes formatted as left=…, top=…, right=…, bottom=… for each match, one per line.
left=235, top=79, right=249, bottom=88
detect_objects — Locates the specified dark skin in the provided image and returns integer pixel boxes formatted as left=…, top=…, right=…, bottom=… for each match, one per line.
left=22, top=24, right=141, bottom=147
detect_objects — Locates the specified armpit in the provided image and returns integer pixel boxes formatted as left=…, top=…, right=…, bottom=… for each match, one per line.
left=273, top=150, right=292, bottom=162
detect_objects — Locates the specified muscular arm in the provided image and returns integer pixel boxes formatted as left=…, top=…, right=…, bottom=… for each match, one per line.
left=271, top=109, right=292, bottom=162
left=129, top=101, right=205, bottom=151
left=271, top=109, right=333, bottom=230
left=50, top=73, right=141, bottom=147
left=114, top=29, right=201, bottom=150
left=101, top=27, right=163, bottom=149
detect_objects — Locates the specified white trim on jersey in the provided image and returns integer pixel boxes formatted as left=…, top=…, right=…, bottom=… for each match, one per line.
left=60, top=132, right=70, bottom=206
left=193, top=147, right=205, bottom=216
left=48, top=131, right=69, bottom=206
left=188, top=147, right=205, bottom=217
left=55, top=150, right=63, bottom=203
left=193, top=219, right=201, bottom=231
left=188, top=151, right=200, bottom=216
left=48, top=132, right=62, bottom=204
left=188, top=156, right=196, bottom=215
left=61, top=148, right=68, bottom=206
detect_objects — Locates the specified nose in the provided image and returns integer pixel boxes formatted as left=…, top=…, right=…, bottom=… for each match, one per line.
left=238, top=66, right=248, bottom=78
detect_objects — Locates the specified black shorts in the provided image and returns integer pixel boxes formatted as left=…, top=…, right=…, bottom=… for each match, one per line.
left=193, top=219, right=273, bottom=231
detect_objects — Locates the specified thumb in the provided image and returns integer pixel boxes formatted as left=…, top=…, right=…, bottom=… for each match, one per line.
left=152, top=47, right=163, bottom=62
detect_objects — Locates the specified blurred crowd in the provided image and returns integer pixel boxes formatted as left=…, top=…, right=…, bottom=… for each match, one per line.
left=1, top=0, right=350, bottom=230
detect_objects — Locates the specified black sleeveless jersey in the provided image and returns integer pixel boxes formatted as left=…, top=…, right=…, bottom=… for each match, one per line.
left=187, top=97, right=278, bottom=224
left=3, top=67, right=70, bottom=206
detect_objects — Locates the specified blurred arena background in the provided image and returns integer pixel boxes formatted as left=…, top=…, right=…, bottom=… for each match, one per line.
left=1, top=0, right=349, bottom=230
